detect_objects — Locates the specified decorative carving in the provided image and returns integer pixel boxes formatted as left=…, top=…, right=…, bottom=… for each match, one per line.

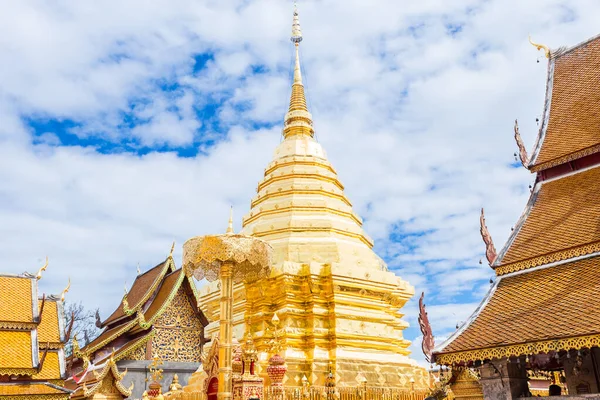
left=418, top=292, right=435, bottom=363
left=182, top=234, right=272, bottom=284
left=152, top=288, right=204, bottom=362
left=434, top=332, right=600, bottom=365
left=36, top=256, right=49, bottom=280
left=95, top=310, right=102, bottom=329
left=529, top=35, right=551, bottom=59
left=60, top=278, right=71, bottom=302
left=479, top=208, right=497, bottom=266
left=513, top=120, right=529, bottom=167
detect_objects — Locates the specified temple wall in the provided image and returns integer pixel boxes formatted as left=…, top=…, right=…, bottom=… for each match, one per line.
left=151, top=288, right=205, bottom=362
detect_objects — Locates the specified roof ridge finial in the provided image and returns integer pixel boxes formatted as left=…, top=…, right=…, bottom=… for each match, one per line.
left=529, top=35, right=550, bottom=59
left=36, top=256, right=49, bottom=280
left=226, top=206, right=234, bottom=234
left=61, top=278, right=71, bottom=302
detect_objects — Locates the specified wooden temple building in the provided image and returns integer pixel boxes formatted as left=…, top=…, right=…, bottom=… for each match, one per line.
left=430, top=33, right=600, bottom=399
left=196, top=4, right=429, bottom=391
left=67, top=252, right=208, bottom=399
left=0, top=262, right=73, bottom=399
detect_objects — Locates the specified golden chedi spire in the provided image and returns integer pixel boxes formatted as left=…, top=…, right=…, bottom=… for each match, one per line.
left=283, top=4, right=314, bottom=139
left=241, top=4, right=385, bottom=269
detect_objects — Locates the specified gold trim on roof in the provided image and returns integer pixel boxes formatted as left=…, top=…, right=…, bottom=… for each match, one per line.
left=0, top=321, right=38, bottom=330
left=122, top=258, right=173, bottom=316
left=138, top=271, right=185, bottom=329
left=435, top=333, right=600, bottom=365
left=531, top=143, right=600, bottom=172
left=495, top=241, right=600, bottom=276
left=0, top=367, right=38, bottom=376
left=83, top=319, right=138, bottom=355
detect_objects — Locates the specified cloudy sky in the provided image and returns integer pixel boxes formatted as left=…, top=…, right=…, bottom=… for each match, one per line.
left=1, top=0, right=598, bottom=364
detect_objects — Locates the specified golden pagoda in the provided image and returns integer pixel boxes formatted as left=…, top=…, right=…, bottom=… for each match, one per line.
left=198, top=5, right=428, bottom=389
left=0, top=260, right=72, bottom=399
left=431, top=33, right=600, bottom=399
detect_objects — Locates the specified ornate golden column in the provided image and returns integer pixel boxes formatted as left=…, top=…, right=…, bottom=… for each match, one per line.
left=183, top=211, right=272, bottom=400
left=219, top=261, right=234, bottom=400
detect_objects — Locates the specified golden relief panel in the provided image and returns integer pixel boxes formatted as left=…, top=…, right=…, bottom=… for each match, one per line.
left=122, top=344, right=146, bottom=361
left=151, top=288, right=204, bottom=362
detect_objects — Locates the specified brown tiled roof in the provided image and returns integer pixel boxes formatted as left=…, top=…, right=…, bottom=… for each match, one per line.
left=437, top=255, right=600, bottom=357
left=531, top=36, right=600, bottom=171
left=497, top=165, right=600, bottom=269
left=94, top=330, right=154, bottom=364
left=38, top=300, right=61, bottom=344
left=143, top=269, right=183, bottom=322
left=101, top=260, right=169, bottom=327
left=82, top=319, right=136, bottom=354
left=0, top=276, right=34, bottom=323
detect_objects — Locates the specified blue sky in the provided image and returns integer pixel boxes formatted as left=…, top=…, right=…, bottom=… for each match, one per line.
left=1, top=0, right=599, bottom=366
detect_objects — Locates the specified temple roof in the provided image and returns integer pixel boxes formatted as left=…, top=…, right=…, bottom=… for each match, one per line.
left=493, top=164, right=600, bottom=275
left=70, top=356, right=133, bottom=399
left=0, top=275, right=36, bottom=325
left=101, top=259, right=173, bottom=328
left=0, top=382, right=71, bottom=397
left=433, top=253, right=600, bottom=365
left=38, top=299, right=63, bottom=345
left=78, top=260, right=206, bottom=364
left=0, top=330, right=35, bottom=371
left=530, top=34, right=600, bottom=171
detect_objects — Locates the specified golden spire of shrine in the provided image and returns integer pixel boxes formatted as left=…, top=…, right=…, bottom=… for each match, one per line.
left=283, top=3, right=314, bottom=139
left=226, top=206, right=234, bottom=234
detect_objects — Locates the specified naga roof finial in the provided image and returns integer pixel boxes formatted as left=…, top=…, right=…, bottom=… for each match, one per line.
left=226, top=206, right=234, bottom=234
left=418, top=292, right=435, bottom=363
left=169, top=241, right=175, bottom=257
left=514, top=119, right=530, bottom=167
left=60, top=278, right=71, bottom=302
left=529, top=35, right=551, bottom=59
left=36, top=256, right=49, bottom=280
left=480, top=208, right=498, bottom=266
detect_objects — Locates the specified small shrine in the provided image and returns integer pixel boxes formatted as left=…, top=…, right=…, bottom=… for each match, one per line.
left=70, top=354, right=133, bottom=400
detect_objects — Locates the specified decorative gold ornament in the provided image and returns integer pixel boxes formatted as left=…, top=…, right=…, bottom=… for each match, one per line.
left=529, top=35, right=551, bottom=58
left=60, top=278, right=70, bottom=302
left=36, top=256, right=49, bottom=280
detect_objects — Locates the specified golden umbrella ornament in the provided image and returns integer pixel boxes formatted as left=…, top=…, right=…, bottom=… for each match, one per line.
left=183, top=209, right=272, bottom=400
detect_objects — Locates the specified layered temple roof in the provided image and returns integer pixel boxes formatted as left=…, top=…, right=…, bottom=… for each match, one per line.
left=530, top=34, right=600, bottom=171
left=433, top=33, right=600, bottom=366
left=0, top=268, right=71, bottom=400
left=70, top=255, right=208, bottom=375
left=70, top=355, right=133, bottom=400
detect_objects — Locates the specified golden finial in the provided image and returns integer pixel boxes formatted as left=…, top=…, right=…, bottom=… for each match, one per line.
left=226, top=206, right=234, bottom=234
left=36, top=256, right=49, bottom=280
left=529, top=35, right=550, bottom=59
left=137, top=262, right=141, bottom=275
left=169, top=241, right=175, bottom=257
left=60, top=278, right=70, bottom=302
left=291, top=2, right=303, bottom=44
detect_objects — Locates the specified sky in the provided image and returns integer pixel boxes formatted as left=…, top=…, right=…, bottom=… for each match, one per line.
left=1, top=0, right=599, bottom=366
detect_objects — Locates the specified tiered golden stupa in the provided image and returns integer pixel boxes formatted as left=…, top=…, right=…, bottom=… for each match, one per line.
left=198, top=5, right=428, bottom=389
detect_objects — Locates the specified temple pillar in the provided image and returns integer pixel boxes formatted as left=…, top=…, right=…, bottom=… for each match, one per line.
left=479, top=360, right=528, bottom=400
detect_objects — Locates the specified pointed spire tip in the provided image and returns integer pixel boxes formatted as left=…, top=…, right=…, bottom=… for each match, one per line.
left=226, top=206, right=234, bottom=234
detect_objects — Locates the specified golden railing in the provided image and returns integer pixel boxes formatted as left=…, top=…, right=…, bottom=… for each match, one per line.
left=263, top=387, right=429, bottom=400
